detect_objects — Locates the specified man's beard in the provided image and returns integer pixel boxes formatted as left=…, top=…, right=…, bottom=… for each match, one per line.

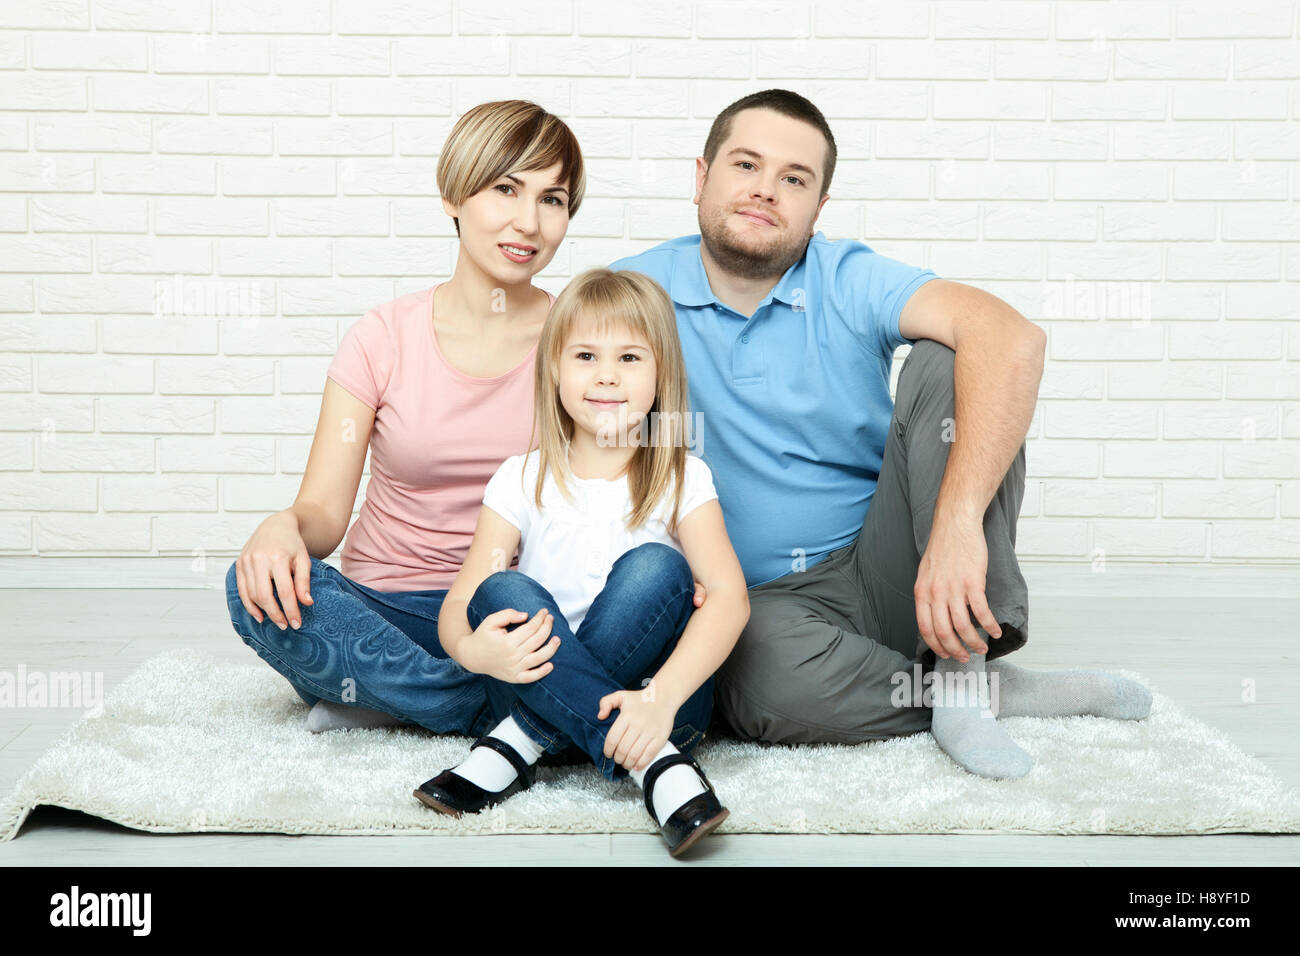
left=699, top=203, right=809, bottom=281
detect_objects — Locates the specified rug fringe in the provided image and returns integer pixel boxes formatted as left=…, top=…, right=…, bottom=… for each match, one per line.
left=0, top=796, right=33, bottom=843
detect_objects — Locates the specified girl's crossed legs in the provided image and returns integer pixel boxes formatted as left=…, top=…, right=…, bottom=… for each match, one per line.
left=466, top=542, right=714, bottom=781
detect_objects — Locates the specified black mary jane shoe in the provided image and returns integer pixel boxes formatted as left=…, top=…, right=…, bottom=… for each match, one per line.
left=642, top=752, right=729, bottom=857
left=413, top=735, right=537, bottom=817
left=538, top=744, right=589, bottom=768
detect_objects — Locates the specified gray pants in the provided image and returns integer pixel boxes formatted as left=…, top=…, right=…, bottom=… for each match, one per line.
left=714, top=338, right=1029, bottom=745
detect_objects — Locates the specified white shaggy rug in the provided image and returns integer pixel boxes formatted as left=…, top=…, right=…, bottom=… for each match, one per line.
left=4, top=648, right=1299, bottom=841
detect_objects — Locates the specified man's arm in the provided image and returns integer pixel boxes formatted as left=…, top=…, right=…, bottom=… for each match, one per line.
left=897, top=278, right=1047, bottom=662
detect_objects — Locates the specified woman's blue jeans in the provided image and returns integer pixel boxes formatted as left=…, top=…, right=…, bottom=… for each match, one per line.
left=224, top=557, right=497, bottom=738
left=465, top=542, right=714, bottom=781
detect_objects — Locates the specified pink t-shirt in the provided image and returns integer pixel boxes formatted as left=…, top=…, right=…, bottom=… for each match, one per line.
left=325, top=282, right=553, bottom=592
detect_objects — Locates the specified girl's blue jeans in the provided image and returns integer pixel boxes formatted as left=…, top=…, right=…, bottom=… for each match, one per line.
left=224, top=543, right=713, bottom=779
left=466, top=542, right=714, bottom=781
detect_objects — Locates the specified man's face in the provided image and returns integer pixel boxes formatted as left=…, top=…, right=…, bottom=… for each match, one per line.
left=694, top=108, right=831, bottom=281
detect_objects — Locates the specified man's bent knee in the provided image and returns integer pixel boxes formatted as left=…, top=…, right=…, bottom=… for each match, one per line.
left=896, top=338, right=956, bottom=410
left=905, top=336, right=956, bottom=370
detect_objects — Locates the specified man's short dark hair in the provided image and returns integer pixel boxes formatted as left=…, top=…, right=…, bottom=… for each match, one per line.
left=702, top=89, right=837, bottom=196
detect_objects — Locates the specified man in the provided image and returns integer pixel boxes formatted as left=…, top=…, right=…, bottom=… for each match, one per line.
left=610, top=89, right=1150, bottom=779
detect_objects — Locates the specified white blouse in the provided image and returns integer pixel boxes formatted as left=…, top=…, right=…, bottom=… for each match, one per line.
left=481, top=448, right=719, bottom=631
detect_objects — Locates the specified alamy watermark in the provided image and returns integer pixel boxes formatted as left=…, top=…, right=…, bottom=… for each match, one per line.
left=1039, top=272, right=1153, bottom=326
left=890, top=663, right=1000, bottom=716
left=153, top=273, right=265, bottom=327
left=0, top=665, right=103, bottom=717
left=594, top=410, right=704, bottom=453
left=49, top=886, right=151, bottom=936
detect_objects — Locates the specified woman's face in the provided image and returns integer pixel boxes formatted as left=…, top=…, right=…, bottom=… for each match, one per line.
left=444, top=160, right=570, bottom=290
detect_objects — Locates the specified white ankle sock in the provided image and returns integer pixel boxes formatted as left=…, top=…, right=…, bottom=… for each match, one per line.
left=450, top=716, right=544, bottom=791
left=629, top=742, right=707, bottom=823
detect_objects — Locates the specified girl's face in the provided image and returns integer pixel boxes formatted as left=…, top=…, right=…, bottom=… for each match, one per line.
left=443, top=160, right=570, bottom=289
left=557, top=316, right=658, bottom=446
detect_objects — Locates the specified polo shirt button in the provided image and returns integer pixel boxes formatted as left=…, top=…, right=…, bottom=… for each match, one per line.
left=741, top=334, right=750, bottom=343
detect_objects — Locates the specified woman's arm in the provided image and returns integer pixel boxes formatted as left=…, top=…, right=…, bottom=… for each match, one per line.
left=291, top=379, right=376, bottom=559
left=644, top=500, right=750, bottom=711
left=233, top=378, right=374, bottom=629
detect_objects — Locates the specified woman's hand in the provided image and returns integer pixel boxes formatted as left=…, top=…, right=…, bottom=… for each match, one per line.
left=461, top=608, right=560, bottom=683
left=235, top=510, right=314, bottom=631
left=597, top=689, right=676, bottom=772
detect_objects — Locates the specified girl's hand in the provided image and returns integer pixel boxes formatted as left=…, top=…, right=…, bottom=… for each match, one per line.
left=463, top=608, right=560, bottom=683
left=598, top=689, right=675, bottom=772
left=693, top=580, right=707, bottom=608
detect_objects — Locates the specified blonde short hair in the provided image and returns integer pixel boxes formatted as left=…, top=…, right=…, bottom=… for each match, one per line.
left=437, top=100, right=585, bottom=236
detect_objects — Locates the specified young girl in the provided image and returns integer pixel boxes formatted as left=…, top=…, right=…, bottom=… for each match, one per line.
left=416, top=268, right=750, bottom=857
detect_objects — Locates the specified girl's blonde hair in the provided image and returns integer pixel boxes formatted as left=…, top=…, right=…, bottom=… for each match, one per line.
left=436, top=100, right=586, bottom=236
left=528, top=269, right=693, bottom=536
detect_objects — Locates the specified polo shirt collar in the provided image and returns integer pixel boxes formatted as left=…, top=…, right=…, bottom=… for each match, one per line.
left=671, top=232, right=816, bottom=310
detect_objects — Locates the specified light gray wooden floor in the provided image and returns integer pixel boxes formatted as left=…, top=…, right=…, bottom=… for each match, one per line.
left=2, top=564, right=1298, bottom=866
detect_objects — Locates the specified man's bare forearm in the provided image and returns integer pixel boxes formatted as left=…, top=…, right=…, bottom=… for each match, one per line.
left=931, top=325, right=1045, bottom=530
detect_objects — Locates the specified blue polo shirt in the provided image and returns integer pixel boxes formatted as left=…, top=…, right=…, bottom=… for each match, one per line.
left=609, top=231, right=939, bottom=588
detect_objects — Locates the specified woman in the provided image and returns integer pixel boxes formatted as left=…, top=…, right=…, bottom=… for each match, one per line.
left=226, top=100, right=595, bottom=738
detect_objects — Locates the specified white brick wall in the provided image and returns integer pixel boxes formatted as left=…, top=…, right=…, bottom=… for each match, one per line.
left=0, top=0, right=1297, bottom=578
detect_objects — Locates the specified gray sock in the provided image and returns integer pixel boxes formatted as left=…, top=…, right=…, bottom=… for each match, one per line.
left=929, top=652, right=1032, bottom=780
left=985, top=659, right=1152, bottom=720
left=306, top=699, right=403, bottom=733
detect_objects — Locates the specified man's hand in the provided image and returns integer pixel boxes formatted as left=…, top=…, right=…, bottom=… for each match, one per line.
left=914, top=517, right=1002, bottom=662
left=597, top=688, right=676, bottom=772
